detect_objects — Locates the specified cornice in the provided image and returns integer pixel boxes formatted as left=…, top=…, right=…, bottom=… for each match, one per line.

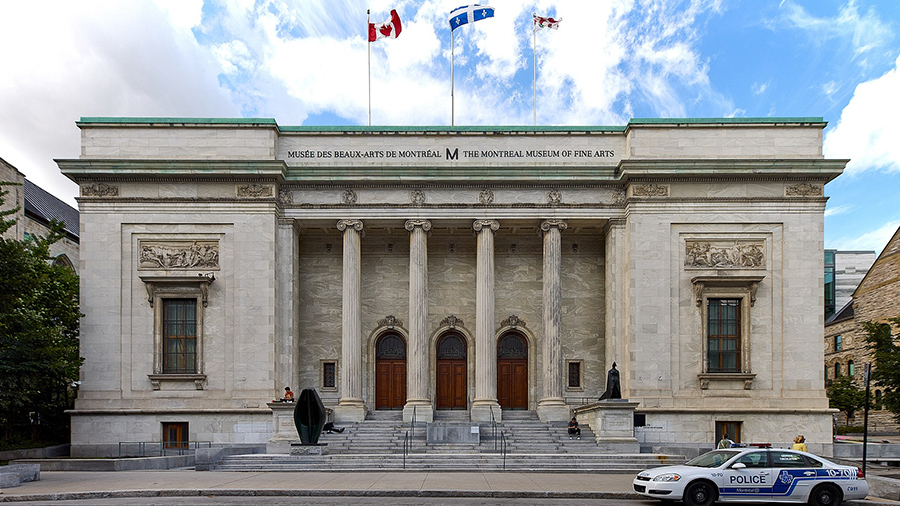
left=56, top=159, right=287, bottom=183
left=616, top=158, right=847, bottom=183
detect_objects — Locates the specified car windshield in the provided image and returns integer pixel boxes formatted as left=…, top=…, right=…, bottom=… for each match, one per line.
left=685, top=450, right=742, bottom=468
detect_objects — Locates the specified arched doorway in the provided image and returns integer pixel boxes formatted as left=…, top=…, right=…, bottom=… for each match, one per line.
left=497, top=332, right=528, bottom=409
left=375, top=332, right=406, bottom=410
left=436, top=332, right=467, bottom=410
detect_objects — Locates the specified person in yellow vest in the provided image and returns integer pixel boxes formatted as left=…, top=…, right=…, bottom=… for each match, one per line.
left=792, top=435, right=807, bottom=452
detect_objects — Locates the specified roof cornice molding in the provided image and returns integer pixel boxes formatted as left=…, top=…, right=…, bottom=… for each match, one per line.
left=56, top=159, right=287, bottom=183
left=617, top=158, right=847, bottom=182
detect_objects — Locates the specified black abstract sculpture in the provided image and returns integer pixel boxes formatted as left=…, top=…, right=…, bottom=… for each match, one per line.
left=293, top=388, right=326, bottom=444
left=599, top=361, right=622, bottom=400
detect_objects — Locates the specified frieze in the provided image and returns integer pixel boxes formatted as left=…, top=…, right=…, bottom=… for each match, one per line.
left=632, top=184, right=669, bottom=197
left=237, top=184, right=273, bottom=198
left=785, top=183, right=823, bottom=197
left=278, top=189, right=293, bottom=204
left=440, top=315, right=465, bottom=328
left=478, top=189, right=494, bottom=205
left=500, top=314, right=526, bottom=328
left=685, top=241, right=765, bottom=269
left=139, top=240, right=219, bottom=270
left=82, top=183, right=118, bottom=197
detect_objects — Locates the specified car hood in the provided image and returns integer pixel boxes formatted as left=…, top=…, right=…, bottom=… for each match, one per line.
left=638, top=465, right=704, bottom=479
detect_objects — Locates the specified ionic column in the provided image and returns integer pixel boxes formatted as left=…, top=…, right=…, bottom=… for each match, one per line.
left=334, top=219, right=367, bottom=422
left=537, top=219, right=570, bottom=422
left=471, top=219, right=501, bottom=422
left=404, top=219, right=433, bottom=423
left=604, top=218, right=627, bottom=397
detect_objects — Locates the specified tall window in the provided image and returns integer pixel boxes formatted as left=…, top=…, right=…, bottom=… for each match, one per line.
left=834, top=362, right=841, bottom=377
left=707, top=299, right=741, bottom=373
left=567, top=361, right=582, bottom=389
left=824, top=250, right=836, bottom=320
left=835, top=334, right=842, bottom=351
left=163, top=299, right=197, bottom=373
left=715, top=421, right=742, bottom=444
left=848, top=360, right=855, bottom=377
left=322, top=361, right=337, bottom=390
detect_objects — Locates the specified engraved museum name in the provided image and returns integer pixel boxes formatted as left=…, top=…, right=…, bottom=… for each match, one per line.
left=286, top=147, right=616, bottom=160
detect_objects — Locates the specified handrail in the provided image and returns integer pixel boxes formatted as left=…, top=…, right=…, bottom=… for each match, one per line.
left=117, top=441, right=211, bottom=458
left=411, top=405, right=417, bottom=438
left=402, top=430, right=410, bottom=469
left=490, top=405, right=498, bottom=451
left=500, top=431, right=507, bottom=470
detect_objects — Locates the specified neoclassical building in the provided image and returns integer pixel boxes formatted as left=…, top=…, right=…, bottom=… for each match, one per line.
left=59, top=117, right=842, bottom=456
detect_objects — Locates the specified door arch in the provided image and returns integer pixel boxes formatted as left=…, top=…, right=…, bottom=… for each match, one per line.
left=436, top=332, right=467, bottom=410
left=497, top=331, right=528, bottom=409
left=375, top=332, right=406, bottom=410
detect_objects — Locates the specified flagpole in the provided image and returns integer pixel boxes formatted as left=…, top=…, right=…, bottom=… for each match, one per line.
left=451, top=29, right=455, bottom=126
left=532, top=18, right=537, bottom=126
left=367, top=9, right=372, bottom=126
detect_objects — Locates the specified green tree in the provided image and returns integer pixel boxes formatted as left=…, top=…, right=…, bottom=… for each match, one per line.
left=0, top=183, right=83, bottom=444
left=826, top=374, right=866, bottom=420
left=864, top=316, right=900, bottom=422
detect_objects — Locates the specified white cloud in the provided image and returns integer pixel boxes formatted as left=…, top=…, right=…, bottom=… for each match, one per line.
left=824, top=54, right=900, bottom=175
left=778, top=0, right=893, bottom=63
left=832, top=220, right=900, bottom=255
left=752, top=82, right=768, bottom=95
left=824, top=204, right=852, bottom=218
left=820, top=81, right=840, bottom=98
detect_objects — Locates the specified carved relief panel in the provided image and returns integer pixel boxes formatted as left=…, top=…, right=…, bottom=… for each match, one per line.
left=684, top=241, right=765, bottom=269
left=139, top=240, right=220, bottom=270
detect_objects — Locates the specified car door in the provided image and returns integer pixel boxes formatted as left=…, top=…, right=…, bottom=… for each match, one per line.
left=768, top=450, right=821, bottom=502
left=720, top=450, right=774, bottom=502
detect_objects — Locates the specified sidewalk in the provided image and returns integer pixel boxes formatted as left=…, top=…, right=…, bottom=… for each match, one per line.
left=1, top=470, right=898, bottom=503
left=1, top=470, right=639, bottom=502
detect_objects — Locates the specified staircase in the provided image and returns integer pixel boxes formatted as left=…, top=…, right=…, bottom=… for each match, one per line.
left=214, top=410, right=684, bottom=472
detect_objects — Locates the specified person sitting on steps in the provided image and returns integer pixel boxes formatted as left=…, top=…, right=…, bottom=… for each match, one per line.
left=568, top=417, right=581, bottom=439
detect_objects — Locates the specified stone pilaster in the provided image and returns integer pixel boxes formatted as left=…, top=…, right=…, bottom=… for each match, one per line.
left=275, top=219, right=301, bottom=396
left=471, top=219, right=501, bottom=422
left=404, top=219, right=434, bottom=423
left=537, top=219, right=569, bottom=422
left=334, top=219, right=366, bottom=422
left=604, top=219, right=627, bottom=397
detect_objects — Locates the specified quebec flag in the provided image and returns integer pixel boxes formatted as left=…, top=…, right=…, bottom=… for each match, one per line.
left=449, top=5, right=495, bottom=31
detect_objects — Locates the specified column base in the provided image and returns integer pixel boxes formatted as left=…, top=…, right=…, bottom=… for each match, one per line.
left=333, top=399, right=367, bottom=423
left=470, top=400, right=501, bottom=423
left=403, top=401, right=434, bottom=423
left=536, top=398, right=571, bottom=422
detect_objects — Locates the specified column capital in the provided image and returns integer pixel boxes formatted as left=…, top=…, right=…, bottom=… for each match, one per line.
left=336, top=219, right=364, bottom=232
left=540, top=219, right=568, bottom=233
left=473, top=219, right=499, bottom=233
left=404, top=219, right=432, bottom=232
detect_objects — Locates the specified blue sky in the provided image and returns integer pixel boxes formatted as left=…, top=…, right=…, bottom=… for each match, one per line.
left=0, top=0, right=898, bottom=253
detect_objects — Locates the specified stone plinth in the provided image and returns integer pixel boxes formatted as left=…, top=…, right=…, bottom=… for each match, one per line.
left=267, top=401, right=299, bottom=453
left=576, top=400, right=640, bottom=452
left=426, top=422, right=481, bottom=444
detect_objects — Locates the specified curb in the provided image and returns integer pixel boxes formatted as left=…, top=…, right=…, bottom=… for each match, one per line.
left=0, top=489, right=642, bottom=502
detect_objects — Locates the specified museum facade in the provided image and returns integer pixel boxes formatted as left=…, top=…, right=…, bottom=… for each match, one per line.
left=58, top=117, right=842, bottom=456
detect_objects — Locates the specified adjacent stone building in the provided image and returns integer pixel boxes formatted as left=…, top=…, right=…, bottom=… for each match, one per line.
left=825, top=227, right=900, bottom=431
left=58, top=117, right=842, bottom=456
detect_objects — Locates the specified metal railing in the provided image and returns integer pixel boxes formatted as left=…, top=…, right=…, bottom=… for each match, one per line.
left=500, top=431, right=508, bottom=469
left=490, top=405, right=499, bottom=451
left=402, top=431, right=410, bottom=469
left=410, top=405, right=417, bottom=437
left=117, top=441, right=211, bottom=458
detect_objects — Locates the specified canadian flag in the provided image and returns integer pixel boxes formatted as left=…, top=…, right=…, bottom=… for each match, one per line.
left=533, top=14, right=561, bottom=32
left=369, top=9, right=402, bottom=42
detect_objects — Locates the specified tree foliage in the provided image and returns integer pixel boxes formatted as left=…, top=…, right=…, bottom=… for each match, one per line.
left=0, top=183, right=83, bottom=443
left=826, top=374, right=866, bottom=420
left=863, top=316, right=900, bottom=422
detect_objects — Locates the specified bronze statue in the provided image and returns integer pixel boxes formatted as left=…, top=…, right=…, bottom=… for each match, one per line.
left=293, top=388, right=326, bottom=444
left=599, top=361, right=621, bottom=400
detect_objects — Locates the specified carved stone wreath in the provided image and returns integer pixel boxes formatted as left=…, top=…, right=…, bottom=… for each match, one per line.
left=410, top=190, right=426, bottom=205
left=785, top=183, right=823, bottom=197
left=547, top=189, right=562, bottom=205
left=342, top=189, right=358, bottom=205
left=612, top=189, right=626, bottom=204
left=632, top=184, right=669, bottom=197
left=278, top=189, right=293, bottom=204
left=478, top=189, right=494, bottom=205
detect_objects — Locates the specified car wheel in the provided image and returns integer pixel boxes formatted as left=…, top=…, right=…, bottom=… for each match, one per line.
left=683, top=481, right=717, bottom=506
left=809, top=484, right=842, bottom=506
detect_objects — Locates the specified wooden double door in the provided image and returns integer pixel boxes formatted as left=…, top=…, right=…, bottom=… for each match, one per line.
left=436, top=332, right=467, bottom=410
left=497, top=332, right=528, bottom=409
left=375, top=333, right=406, bottom=410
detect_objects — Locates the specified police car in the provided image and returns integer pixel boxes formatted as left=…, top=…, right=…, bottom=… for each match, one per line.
left=633, top=448, right=867, bottom=506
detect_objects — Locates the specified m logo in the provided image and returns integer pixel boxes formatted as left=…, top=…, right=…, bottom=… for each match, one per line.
left=446, top=148, right=458, bottom=160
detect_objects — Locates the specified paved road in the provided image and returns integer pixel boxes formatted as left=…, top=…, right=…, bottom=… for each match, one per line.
left=0, top=497, right=663, bottom=506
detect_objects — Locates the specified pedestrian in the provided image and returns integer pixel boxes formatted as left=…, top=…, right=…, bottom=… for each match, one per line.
left=717, top=433, right=734, bottom=449
left=792, top=435, right=807, bottom=452
left=281, top=386, right=294, bottom=402
left=567, top=417, right=581, bottom=439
